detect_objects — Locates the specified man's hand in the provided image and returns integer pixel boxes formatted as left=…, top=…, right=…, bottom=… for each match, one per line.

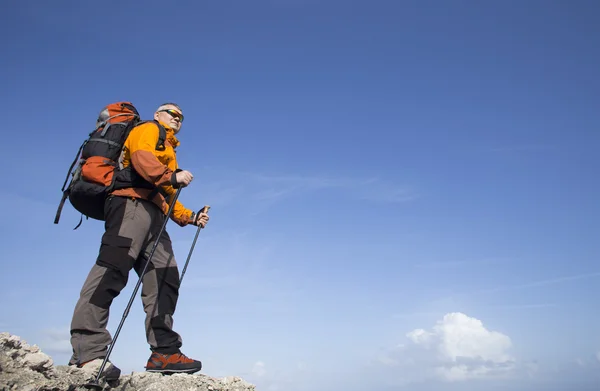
left=191, top=210, right=210, bottom=228
left=175, top=170, right=194, bottom=187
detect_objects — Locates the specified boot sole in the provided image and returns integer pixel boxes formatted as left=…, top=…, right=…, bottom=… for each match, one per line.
left=145, top=368, right=202, bottom=374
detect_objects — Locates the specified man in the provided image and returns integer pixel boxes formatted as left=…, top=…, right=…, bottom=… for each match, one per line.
left=68, top=103, right=209, bottom=380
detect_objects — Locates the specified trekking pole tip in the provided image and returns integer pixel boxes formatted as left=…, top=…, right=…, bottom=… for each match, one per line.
left=82, top=379, right=104, bottom=391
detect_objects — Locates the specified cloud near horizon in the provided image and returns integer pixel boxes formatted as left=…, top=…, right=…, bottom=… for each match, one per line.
left=379, top=312, right=516, bottom=384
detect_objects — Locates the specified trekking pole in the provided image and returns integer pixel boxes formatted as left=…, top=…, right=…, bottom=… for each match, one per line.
left=180, top=205, right=210, bottom=284
left=84, top=188, right=183, bottom=390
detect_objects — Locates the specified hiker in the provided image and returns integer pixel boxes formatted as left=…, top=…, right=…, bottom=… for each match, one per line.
left=67, top=103, right=209, bottom=380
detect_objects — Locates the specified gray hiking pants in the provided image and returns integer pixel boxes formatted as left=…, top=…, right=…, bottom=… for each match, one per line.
left=69, top=196, right=183, bottom=365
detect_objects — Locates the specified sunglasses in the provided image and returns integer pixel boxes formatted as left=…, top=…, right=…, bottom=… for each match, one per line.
left=159, top=109, right=184, bottom=122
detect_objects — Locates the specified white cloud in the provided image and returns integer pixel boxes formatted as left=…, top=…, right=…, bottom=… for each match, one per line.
left=407, top=328, right=435, bottom=346
left=380, top=312, right=516, bottom=383
left=434, top=313, right=513, bottom=365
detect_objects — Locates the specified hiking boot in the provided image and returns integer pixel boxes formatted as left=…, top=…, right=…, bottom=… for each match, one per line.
left=145, top=352, right=202, bottom=374
left=76, top=358, right=121, bottom=382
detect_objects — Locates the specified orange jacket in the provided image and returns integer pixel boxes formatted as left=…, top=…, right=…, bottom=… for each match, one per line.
left=111, top=121, right=194, bottom=226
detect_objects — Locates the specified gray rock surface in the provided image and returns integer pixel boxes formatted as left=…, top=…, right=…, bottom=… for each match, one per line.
left=0, top=332, right=256, bottom=391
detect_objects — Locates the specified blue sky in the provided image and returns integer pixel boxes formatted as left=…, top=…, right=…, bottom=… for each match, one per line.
left=1, top=1, right=599, bottom=390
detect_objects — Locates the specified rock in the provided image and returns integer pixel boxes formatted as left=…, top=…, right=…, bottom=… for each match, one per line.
left=0, top=332, right=257, bottom=391
left=22, top=351, right=54, bottom=371
left=0, top=332, right=22, bottom=349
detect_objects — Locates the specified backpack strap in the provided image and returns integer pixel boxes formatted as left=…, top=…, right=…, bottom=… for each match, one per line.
left=54, top=191, right=70, bottom=225
left=144, top=120, right=168, bottom=202
left=152, top=120, right=167, bottom=150
left=132, top=119, right=166, bottom=149
left=60, top=140, right=86, bottom=193
left=54, top=139, right=87, bottom=224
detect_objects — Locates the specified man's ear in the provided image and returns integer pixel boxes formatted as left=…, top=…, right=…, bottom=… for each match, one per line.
left=153, top=112, right=160, bottom=121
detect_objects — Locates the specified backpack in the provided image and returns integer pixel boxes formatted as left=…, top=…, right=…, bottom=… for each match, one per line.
left=54, top=101, right=166, bottom=228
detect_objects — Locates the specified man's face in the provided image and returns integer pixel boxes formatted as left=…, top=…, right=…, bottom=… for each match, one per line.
left=155, top=105, right=184, bottom=133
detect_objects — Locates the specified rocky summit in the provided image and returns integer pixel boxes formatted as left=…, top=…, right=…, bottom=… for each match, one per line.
left=0, top=332, right=256, bottom=391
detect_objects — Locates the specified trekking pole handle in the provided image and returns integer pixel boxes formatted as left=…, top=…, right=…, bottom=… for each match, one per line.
left=191, top=205, right=210, bottom=224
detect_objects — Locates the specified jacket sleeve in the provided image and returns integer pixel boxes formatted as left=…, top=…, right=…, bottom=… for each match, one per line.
left=164, top=155, right=194, bottom=227
left=128, top=123, right=194, bottom=226
left=128, top=123, right=176, bottom=187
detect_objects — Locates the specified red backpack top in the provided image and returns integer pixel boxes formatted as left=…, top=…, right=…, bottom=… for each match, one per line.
left=54, top=102, right=165, bottom=228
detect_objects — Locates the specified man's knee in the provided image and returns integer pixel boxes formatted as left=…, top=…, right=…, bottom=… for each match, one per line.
left=156, top=267, right=181, bottom=314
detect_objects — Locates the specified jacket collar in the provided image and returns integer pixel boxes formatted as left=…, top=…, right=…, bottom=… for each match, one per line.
left=158, top=121, right=181, bottom=148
